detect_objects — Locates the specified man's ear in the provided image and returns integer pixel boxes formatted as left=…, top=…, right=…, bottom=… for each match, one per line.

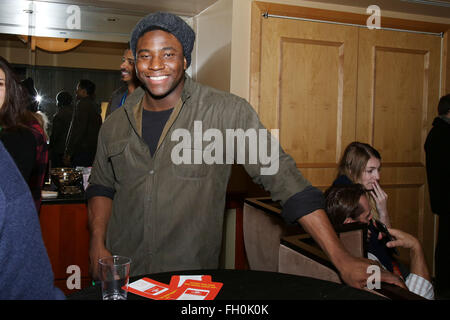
left=183, top=57, right=187, bottom=70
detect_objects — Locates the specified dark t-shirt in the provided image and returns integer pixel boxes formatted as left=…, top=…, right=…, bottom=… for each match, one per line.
left=142, top=108, right=173, bottom=157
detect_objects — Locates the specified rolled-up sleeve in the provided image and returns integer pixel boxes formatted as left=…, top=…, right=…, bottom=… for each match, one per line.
left=235, top=98, right=323, bottom=221
left=85, top=183, right=115, bottom=200
left=405, top=273, right=435, bottom=300
left=281, top=186, right=325, bottom=224
left=86, top=121, right=116, bottom=200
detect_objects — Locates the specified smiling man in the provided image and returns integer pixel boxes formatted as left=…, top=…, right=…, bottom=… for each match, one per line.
left=105, top=43, right=141, bottom=118
left=86, top=12, right=404, bottom=291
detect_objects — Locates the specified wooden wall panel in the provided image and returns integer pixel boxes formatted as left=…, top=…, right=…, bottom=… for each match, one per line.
left=259, top=17, right=358, bottom=189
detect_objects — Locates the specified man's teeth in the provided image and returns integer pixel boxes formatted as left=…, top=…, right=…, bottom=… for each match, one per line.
left=149, top=76, right=168, bottom=80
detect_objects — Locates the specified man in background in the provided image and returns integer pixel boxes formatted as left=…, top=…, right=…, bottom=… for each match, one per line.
left=425, top=94, right=450, bottom=298
left=50, top=91, right=74, bottom=168
left=64, top=79, right=102, bottom=167
left=104, top=43, right=140, bottom=118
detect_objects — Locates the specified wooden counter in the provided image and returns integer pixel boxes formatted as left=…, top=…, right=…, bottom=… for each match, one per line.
left=39, top=192, right=91, bottom=295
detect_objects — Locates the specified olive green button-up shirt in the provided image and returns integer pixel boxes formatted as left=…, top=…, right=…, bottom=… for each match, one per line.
left=88, top=75, right=319, bottom=276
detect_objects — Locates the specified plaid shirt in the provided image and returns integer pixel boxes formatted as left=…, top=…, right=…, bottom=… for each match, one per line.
left=28, top=120, right=48, bottom=212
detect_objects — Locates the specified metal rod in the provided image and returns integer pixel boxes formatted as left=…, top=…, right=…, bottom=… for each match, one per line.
left=263, top=12, right=443, bottom=38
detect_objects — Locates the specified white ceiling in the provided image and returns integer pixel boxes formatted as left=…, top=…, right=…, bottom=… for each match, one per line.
left=0, top=0, right=220, bottom=43
left=0, top=0, right=221, bottom=43
left=36, top=0, right=219, bottom=16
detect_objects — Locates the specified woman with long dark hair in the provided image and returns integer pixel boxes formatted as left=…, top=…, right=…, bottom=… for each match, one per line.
left=0, top=56, right=48, bottom=212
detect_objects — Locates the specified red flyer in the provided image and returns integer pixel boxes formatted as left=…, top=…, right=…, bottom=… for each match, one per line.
left=169, top=279, right=223, bottom=300
left=125, top=275, right=222, bottom=300
left=126, top=277, right=174, bottom=300
left=169, top=275, right=212, bottom=289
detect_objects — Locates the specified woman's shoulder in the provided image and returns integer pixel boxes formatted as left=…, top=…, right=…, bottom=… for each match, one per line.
left=0, top=126, right=35, bottom=142
left=332, top=175, right=353, bottom=186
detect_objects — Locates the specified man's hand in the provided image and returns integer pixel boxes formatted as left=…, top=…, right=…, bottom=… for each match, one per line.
left=386, top=228, right=431, bottom=282
left=370, top=181, right=390, bottom=227
left=337, top=254, right=407, bottom=290
left=89, top=240, right=111, bottom=280
left=87, top=196, right=113, bottom=280
left=386, top=228, right=420, bottom=251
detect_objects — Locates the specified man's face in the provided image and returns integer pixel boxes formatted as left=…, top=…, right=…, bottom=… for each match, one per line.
left=135, top=30, right=187, bottom=99
left=75, top=83, right=86, bottom=100
left=356, top=195, right=373, bottom=224
left=120, top=49, right=136, bottom=83
left=344, top=195, right=373, bottom=225
left=0, top=68, right=5, bottom=109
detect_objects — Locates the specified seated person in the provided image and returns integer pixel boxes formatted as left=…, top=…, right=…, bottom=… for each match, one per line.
left=334, top=141, right=391, bottom=227
left=324, top=183, right=434, bottom=299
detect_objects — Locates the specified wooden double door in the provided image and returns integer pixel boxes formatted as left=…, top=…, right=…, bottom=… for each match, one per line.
left=252, top=14, right=442, bottom=269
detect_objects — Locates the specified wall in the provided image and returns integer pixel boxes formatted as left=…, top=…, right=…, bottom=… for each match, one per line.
left=193, top=0, right=233, bottom=92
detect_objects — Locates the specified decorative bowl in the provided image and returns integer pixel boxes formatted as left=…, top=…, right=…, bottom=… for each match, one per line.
left=50, top=167, right=83, bottom=194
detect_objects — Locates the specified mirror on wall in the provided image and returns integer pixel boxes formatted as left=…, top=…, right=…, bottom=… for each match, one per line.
left=0, top=0, right=200, bottom=135
left=0, top=0, right=143, bottom=136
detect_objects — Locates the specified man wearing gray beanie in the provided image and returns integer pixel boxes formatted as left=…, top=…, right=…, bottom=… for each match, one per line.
left=86, top=12, right=404, bottom=290
left=130, top=12, right=195, bottom=69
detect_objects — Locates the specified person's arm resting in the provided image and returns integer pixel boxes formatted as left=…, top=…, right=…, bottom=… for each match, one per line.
left=86, top=184, right=115, bottom=279
left=285, top=191, right=406, bottom=290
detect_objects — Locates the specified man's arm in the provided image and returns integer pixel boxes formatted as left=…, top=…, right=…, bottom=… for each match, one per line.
left=87, top=195, right=113, bottom=280
left=386, top=228, right=431, bottom=282
left=298, top=209, right=406, bottom=289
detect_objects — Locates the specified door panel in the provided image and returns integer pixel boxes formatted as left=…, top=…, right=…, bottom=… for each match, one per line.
left=259, top=18, right=358, bottom=185
left=357, top=29, right=441, bottom=267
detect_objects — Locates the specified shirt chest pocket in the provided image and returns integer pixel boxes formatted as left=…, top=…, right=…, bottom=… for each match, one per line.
left=107, top=141, right=132, bottom=182
left=171, top=148, right=210, bottom=179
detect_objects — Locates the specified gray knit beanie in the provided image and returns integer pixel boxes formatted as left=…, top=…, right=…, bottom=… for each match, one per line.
left=130, top=12, right=195, bottom=68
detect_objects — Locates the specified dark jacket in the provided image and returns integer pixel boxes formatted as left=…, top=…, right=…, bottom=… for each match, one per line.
left=425, top=116, right=450, bottom=215
left=0, top=141, right=65, bottom=299
left=50, top=104, right=74, bottom=156
left=105, top=85, right=128, bottom=119
left=66, top=96, right=102, bottom=159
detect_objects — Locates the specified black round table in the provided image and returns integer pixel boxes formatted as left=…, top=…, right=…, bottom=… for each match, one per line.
left=68, top=269, right=385, bottom=300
